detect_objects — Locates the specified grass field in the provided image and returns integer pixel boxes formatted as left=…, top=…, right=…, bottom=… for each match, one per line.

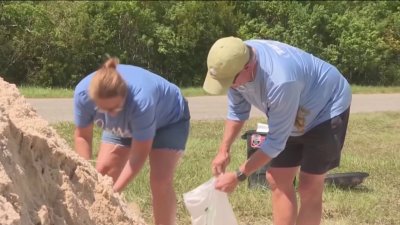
left=52, top=112, right=400, bottom=225
left=20, top=85, right=400, bottom=98
left=19, top=86, right=75, bottom=98
left=18, top=86, right=210, bottom=98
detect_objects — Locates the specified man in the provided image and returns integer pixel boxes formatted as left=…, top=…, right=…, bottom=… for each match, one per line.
left=203, top=37, right=351, bottom=225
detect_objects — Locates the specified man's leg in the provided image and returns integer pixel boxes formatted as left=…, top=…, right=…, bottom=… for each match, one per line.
left=296, top=108, right=350, bottom=225
left=266, top=166, right=299, bottom=225
left=296, top=171, right=326, bottom=225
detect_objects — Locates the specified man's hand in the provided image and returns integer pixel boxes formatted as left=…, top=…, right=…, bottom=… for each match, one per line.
left=215, top=172, right=238, bottom=193
left=212, top=151, right=231, bottom=176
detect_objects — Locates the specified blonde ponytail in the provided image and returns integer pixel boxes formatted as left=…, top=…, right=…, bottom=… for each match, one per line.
left=103, top=57, right=119, bottom=69
left=89, top=57, right=127, bottom=100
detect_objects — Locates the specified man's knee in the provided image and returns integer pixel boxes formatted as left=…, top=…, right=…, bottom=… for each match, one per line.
left=266, top=169, right=298, bottom=191
left=298, top=177, right=324, bottom=203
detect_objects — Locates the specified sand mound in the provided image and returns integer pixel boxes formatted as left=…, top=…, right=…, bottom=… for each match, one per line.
left=0, top=78, right=146, bottom=225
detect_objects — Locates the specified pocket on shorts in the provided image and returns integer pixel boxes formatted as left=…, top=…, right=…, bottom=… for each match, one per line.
left=330, top=115, right=343, bottom=132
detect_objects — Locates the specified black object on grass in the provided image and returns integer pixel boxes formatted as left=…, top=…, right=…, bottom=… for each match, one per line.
left=324, top=172, right=369, bottom=188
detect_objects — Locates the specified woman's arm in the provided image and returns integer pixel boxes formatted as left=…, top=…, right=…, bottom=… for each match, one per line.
left=74, top=124, right=94, bottom=160
left=112, top=138, right=153, bottom=192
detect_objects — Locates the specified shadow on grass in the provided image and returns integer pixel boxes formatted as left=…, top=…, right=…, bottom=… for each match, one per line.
left=325, top=184, right=373, bottom=193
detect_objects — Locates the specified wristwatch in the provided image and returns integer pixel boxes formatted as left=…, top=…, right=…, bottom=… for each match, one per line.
left=236, top=169, right=247, bottom=182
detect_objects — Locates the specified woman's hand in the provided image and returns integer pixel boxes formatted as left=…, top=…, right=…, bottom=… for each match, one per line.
left=112, top=139, right=152, bottom=192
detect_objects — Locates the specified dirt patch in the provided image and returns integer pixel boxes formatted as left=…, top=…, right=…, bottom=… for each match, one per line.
left=0, top=78, right=146, bottom=225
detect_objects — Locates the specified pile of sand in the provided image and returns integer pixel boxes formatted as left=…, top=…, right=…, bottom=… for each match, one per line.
left=0, top=78, right=146, bottom=225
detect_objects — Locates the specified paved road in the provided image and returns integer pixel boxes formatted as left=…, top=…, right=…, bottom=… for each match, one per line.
left=26, top=94, right=400, bottom=123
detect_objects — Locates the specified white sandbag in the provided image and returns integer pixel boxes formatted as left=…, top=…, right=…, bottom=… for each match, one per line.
left=183, top=178, right=238, bottom=225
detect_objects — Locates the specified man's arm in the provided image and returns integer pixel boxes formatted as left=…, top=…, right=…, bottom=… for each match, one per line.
left=112, top=139, right=152, bottom=192
left=215, top=148, right=272, bottom=193
left=240, top=82, right=302, bottom=175
left=220, top=119, right=245, bottom=153
left=212, top=119, right=245, bottom=175
left=74, top=124, right=94, bottom=160
left=216, top=82, right=302, bottom=192
left=239, top=149, right=272, bottom=176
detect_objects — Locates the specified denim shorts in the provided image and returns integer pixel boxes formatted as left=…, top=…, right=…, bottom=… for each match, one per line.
left=101, top=100, right=190, bottom=151
left=270, top=107, right=350, bottom=174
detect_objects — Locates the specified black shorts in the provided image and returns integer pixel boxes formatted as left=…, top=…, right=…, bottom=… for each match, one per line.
left=270, top=108, right=350, bottom=174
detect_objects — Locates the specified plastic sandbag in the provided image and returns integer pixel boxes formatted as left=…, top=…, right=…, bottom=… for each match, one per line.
left=183, top=178, right=238, bottom=225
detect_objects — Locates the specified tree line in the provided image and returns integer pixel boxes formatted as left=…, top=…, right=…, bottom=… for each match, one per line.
left=0, top=1, right=399, bottom=87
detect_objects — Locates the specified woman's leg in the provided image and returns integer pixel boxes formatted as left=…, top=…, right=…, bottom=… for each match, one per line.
left=149, top=149, right=182, bottom=225
left=266, top=166, right=299, bottom=225
left=95, top=142, right=130, bottom=182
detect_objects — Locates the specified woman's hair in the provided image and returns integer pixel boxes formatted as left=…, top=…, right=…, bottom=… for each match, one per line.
left=89, top=57, right=127, bottom=100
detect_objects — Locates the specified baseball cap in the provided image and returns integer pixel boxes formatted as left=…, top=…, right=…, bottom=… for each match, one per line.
left=203, top=37, right=250, bottom=95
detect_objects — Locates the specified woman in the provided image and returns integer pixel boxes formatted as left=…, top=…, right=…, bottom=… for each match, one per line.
left=73, top=57, right=190, bottom=225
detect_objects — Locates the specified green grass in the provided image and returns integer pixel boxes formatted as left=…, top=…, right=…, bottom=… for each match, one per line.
left=19, top=85, right=400, bottom=98
left=52, top=112, right=400, bottom=225
left=19, top=86, right=74, bottom=98
left=351, top=85, right=400, bottom=94
left=18, top=86, right=211, bottom=98
left=180, top=86, right=211, bottom=97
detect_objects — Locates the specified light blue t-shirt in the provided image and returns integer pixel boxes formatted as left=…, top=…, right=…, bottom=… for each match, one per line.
left=74, top=64, right=189, bottom=141
left=228, top=40, right=352, bottom=158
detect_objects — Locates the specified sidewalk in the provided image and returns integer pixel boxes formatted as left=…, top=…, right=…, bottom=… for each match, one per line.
left=26, top=94, right=400, bottom=123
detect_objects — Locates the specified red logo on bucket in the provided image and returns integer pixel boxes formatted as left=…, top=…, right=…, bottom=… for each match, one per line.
left=250, top=134, right=266, bottom=148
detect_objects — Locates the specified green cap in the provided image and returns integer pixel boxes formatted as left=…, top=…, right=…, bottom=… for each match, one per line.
left=203, top=37, right=250, bottom=95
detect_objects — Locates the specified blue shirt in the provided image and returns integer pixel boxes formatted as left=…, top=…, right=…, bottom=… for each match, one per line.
left=74, top=65, right=189, bottom=141
left=228, top=40, right=352, bottom=158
